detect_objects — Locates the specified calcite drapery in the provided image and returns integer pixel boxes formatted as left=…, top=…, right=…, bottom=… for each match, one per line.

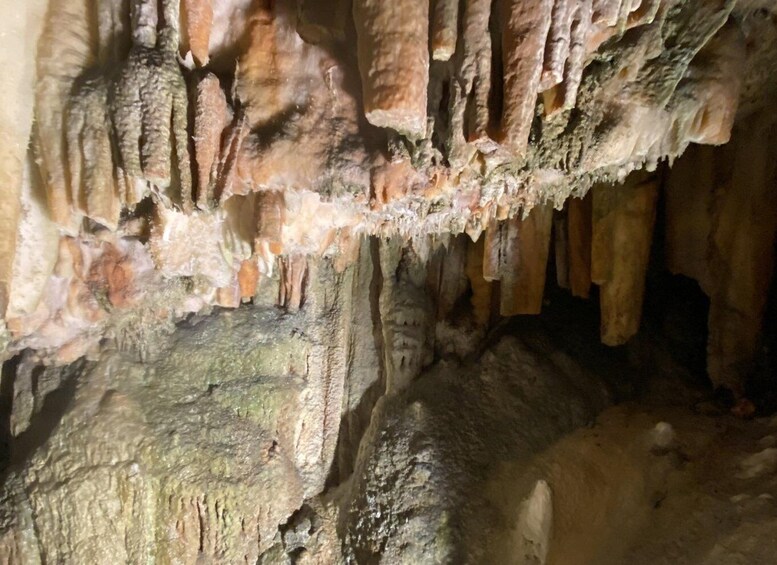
left=3, top=3, right=777, bottom=562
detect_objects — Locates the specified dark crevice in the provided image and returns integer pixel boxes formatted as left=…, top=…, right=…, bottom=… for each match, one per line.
left=487, top=0, right=504, bottom=137
left=0, top=355, right=20, bottom=473
left=9, top=362, right=82, bottom=471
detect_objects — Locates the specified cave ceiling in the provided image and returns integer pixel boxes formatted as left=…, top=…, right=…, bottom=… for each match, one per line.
left=0, top=0, right=776, bottom=375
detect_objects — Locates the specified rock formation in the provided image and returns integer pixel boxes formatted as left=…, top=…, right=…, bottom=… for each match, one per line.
left=1, top=0, right=777, bottom=562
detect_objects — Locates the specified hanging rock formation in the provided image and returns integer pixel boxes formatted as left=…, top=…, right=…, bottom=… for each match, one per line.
left=2, top=0, right=771, bottom=368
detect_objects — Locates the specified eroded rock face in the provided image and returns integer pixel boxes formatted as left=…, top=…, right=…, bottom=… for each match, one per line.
left=0, top=247, right=615, bottom=562
left=342, top=332, right=610, bottom=563
left=0, top=288, right=354, bottom=562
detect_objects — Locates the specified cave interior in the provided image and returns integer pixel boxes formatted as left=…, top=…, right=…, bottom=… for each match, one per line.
left=1, top=0, right=777, bottom=563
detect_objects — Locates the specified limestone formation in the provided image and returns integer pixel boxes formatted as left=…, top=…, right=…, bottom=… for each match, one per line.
left=353, top=0, right=430, bottom=138
left=431, top=0, right=459, bottom=62
left=2, top=1, right=777, bottom=561
left=4, top=0, right=771, bottom=368
left=181, top=0, right=213, bottom=67
left=666, top=116, right=777, bottom=391
left=500, top=0, right=554, bottom=153
left=592, top=174, right=658, bottom=346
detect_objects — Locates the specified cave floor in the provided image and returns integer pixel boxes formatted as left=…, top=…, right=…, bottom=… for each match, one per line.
left=493, top=378, right=777, bottom=565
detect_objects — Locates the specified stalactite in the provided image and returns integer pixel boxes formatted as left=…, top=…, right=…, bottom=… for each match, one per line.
left=431, top=0, right=459, bottom=62
left=428, top=235, right=469, bottom=320
left=238, top=259, right=259, bottom=303
left=500, top=0, right=554, bottom=154
left=297, top=0, right=351, bottom=44
left=35, top=0, right=97, bottom=232
left=193, top=73, right=230, bottom=209
left=558, top=0, right=592, bottom=112
left=592, top=0, right=621, bottom=27
left=482, top=218, right=507, bottom=282
left=112, top=0, right=192, bottom=211
left=499, top=203, right=554, bottom=316
left=181, top=0, right=213, bottom=67
left=1, top=0, right=770, bottom=378
left=540, top=0, right=575, bottom=92
left=353, top=0, right=430, bottom=138
left=666, top=121, right=777, bottom=392
left=66, top=76, right=121, bottom=230
left=592, top=174, right=658, bottom=346
left=466, top=235, right=494, bottom=327
left=254, top=190, right=285, bottom=277
left=554, top=207, right=570, bottom=290
left=1, top=0, right=48, bottom=317
left=279, top=255, right=308, bottom=311
left=567, top=193, right=593, bottom=299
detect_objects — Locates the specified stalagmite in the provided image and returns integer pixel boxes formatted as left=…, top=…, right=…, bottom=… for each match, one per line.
left=353, top=0, right=430, bottom=138
left=500, top=0, right=554, bottom=154
left=431, top=0, right=459, bottom=62
left=500, top=203, right=554, bottom=316
left=592, top=175, right=658, bottom=346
